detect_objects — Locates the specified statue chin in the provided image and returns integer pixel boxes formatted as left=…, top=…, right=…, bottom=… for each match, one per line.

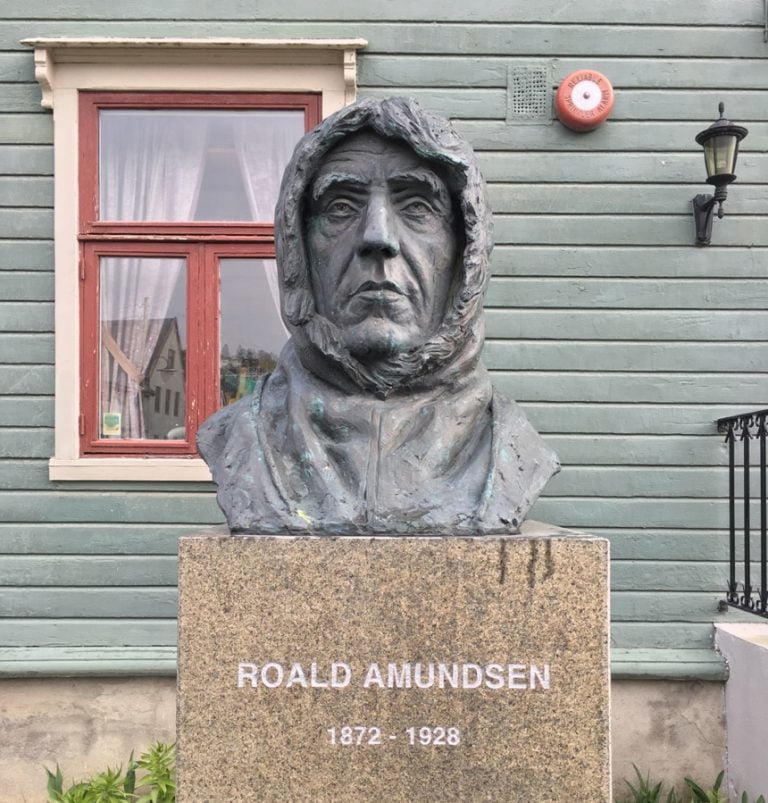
left=340, top=319, right=422, bottom=362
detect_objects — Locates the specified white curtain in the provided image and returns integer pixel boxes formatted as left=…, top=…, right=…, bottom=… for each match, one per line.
left=232, top=115, right=295, bottom=336
left=99, top=113, right=208, bottom=438
left=262, top=261, right=289, bottom=337
left=232, top=113, right=298, bottom=222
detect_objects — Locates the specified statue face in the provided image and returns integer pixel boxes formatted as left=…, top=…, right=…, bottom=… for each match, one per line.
left=306, top=131, right=458, bottom=362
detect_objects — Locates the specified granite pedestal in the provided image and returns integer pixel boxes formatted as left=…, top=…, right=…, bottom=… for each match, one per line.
left=177, top=524, right=610, bottom=802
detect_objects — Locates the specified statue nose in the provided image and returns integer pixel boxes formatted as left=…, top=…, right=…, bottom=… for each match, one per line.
left=358, top=196, right=400, bottom=258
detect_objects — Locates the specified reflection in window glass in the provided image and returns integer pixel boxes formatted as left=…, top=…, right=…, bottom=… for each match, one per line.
left=99, top=257, right=186, bottom=439
left=99, top=110, right=305, bottom=222
left=220, top=259, right=288, bottom=406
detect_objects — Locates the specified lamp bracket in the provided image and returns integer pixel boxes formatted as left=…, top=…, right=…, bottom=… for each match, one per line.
left=693, top=186, right=728, bottom=247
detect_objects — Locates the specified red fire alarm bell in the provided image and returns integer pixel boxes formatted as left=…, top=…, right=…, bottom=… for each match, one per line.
left=555, top=70, right=614, bottom=132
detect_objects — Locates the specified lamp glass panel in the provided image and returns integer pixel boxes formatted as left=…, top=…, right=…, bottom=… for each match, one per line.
left=704, top=134, right=738, bottom=178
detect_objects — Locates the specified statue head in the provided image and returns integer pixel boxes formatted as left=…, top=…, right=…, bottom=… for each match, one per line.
left=275, top=97, right=493, bottom=398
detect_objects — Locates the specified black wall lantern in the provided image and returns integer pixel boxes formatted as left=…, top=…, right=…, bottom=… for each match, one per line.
left=692, top=102, right=748, bottom=246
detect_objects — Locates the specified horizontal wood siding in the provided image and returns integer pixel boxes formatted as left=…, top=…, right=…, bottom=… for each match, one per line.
left=1, top=1, right=766, bottom=676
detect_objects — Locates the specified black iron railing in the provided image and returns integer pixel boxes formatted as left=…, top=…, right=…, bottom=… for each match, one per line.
left=717, top=409, right=768, bottom=618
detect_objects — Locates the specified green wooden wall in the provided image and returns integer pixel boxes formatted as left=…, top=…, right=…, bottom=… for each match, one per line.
left=2, top=0, right=767, bottom=679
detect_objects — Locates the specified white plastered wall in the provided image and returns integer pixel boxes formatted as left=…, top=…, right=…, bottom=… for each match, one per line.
left=715, top=622, right=768, bottom=801
left=0, top=677, right=726, bottom=803
left=23, top=38, right=366, bottom=481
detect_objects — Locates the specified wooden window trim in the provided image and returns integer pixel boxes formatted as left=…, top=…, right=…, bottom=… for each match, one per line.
left=78, top=91, right=321, bottom=239
left=23, top=37, right=364, bottom=481
left=78, top=91, right=319, bottom=457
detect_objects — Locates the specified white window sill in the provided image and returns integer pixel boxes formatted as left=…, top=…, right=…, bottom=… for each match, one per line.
left=49, top=457, right=213, bottom=482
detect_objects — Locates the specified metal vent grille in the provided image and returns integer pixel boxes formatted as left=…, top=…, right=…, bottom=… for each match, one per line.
left=507, top=65, right=552, bottom=123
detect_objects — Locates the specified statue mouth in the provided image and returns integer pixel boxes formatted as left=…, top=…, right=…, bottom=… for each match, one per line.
left=350, top=280, right=407, bottom=300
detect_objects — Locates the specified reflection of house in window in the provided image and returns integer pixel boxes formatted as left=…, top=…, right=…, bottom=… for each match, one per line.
left=101, top=316, right=184, bottom=440
left=101, top=317, right=186, bottom=440
left=220, top=346, right=278, bottom=406
left=142, top=318, right=186, bottom=439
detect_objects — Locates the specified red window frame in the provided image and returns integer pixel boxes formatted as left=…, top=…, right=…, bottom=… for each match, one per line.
left=78, top=90, right=321, bottom=456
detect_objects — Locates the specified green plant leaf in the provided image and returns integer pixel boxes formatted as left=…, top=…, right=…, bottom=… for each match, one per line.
left=45, top=764, right=64, bottom=799
left=124, top=752, right=136, bottom=795
left=59, top=782, right=91, bottom=803
left=713, top=771, right=724, bottom=792
left=134, top=742, right=176, bottom=803
left=685, top=777, right=709, bottom=802
left=44, top=742, right=176, bottom=803
left=87, top=766, right=131, bottom=802
left=622, top=766, right=666, bottom=802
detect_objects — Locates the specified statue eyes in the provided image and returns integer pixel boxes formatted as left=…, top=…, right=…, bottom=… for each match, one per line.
left=320, top=195, right=439, bottom=223
left=400, top=198, right=435, bottom=218
left=325, top=199, right=359, bottom=218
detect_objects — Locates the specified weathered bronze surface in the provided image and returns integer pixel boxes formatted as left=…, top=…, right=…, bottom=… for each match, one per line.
left=197, top=97, right=559, bottom=534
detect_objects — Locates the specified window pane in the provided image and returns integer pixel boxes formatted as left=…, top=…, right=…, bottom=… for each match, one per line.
left=220, top=259, right=288, bottom=406
left=99, top=256, right=187, bottom=439
left=99, top=109, right=305, bottom=222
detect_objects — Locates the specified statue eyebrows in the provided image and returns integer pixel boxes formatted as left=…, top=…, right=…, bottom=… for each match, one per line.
left=387, top=169, right=451, bottom=207
left=309, top=166, right=452, bottom=211
left=310, top=173, right=368, bottom=203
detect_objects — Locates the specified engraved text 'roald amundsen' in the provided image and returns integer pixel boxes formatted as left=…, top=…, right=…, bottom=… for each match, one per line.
left=237, top=661, right=551, bottom=690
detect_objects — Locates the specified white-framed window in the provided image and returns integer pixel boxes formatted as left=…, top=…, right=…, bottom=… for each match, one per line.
left=23, top=37, right=366, bottom=481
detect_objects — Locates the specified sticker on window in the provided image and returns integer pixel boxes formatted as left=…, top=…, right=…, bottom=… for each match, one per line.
left=102, top=412, right=122, bottom=437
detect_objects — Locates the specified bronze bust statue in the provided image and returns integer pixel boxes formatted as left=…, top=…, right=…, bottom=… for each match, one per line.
left=197, top=97, right=559, bottom=534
